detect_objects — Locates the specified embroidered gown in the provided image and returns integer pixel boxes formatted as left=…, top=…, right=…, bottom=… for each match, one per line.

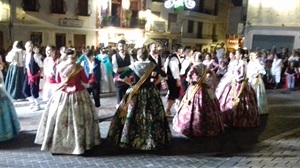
left=173, top=63, right=224, bottom=138
left=215, top=60, right=260, bottom=127
left=0, top=70, right=20, bottom=142
left=107, top=61, right=172, bottom=150
left=34, top=61, right=101, bottom=155
left=247, top=59, right=269, bottom=115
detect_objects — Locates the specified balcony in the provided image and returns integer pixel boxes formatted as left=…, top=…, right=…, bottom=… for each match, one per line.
left=181, top=33, right=214, bottom=44
left=183, top=10, right=217, bottom=20
left=100, top=16, right=145, bottom=29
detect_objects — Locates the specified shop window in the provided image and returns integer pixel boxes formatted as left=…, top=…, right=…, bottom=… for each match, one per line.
left=30, top=32, right=42, bottom=47
left=22, top=0, right=40, bottom=12
left=50, top=0, right=66, bottom=14
left=77, top=0, right=90, bottom=16
left=187, top=20, right=194, bottom=33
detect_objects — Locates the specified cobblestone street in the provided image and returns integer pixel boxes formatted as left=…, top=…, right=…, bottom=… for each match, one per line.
left=1, top=90, right=300, bottom=167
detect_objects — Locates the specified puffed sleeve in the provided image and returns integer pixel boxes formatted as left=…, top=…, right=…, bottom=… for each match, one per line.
left=81, top=69, right=88, bottom=84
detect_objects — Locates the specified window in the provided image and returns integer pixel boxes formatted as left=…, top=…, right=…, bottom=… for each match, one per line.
left=22, top=0, right=40, bottom=12
left=50, top=0, right=66, bottom=14
left=197, top=22, right=203, bottom=38
left=187, top=20, right=194, bottom=33
left=30, top=32, right=42, bottom=47
left=168, top=13, right=177, bottom=31
left=77, top=0, right=89, bottom=16
left=152, top=0, right=164, bottom=2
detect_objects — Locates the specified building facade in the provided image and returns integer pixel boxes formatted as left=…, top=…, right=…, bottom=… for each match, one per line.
left=243, top=0, right=300, bottom=51
left=0, top=0, right=99, bottom=51
left=0, top=0, right=230, bottom=52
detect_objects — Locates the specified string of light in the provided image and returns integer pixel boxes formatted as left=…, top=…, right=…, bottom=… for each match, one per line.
left=164, top=0, right=196, bottom=9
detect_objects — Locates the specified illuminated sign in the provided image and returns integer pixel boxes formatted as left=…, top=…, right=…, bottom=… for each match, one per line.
left=164, top=0, right=196, bottom=9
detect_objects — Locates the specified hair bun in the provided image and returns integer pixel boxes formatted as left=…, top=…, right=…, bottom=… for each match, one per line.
left=65, top=49, right=75, bottom=55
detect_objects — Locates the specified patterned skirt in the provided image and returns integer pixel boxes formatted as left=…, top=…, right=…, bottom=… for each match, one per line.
left=173, top=84, right=224, bottom=138
left=4, top=65, right=25, bottom=100
left=34, top=89, right=101, bottom=155
left=0, top=87, right=20, bottom=142
left=107, top=86, right=172, bottom=150
left=218, top=82, right=260, bottom=128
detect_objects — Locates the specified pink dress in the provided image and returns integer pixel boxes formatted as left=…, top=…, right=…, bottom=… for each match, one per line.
left=216, top=60, right=260, bottom=127
left=173, top=63, right=224, bottom=138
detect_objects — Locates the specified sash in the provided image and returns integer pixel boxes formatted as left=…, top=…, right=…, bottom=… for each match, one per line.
left=254, top=74, right=261, bottom=86
left=27, top=70, right=40, bottom=85
left=177, top=67, right=207, bottom=111
left=232, top=77, right=247, bottom=108
left=119, top=62, right=156, bottom=118
left=55, top=64, right=83, bottom=91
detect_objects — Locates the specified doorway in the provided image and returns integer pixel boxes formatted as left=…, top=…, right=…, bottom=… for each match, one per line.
left=55, top=33, right=66, bottom=50
left=74, top=34, right=86, bottom=55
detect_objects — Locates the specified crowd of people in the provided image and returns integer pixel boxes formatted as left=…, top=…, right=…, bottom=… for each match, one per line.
left=0, top=39, right=299, bottom=155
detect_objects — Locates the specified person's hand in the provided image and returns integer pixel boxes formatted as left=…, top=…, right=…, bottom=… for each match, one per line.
left=176, top=79, right=181, bottom=87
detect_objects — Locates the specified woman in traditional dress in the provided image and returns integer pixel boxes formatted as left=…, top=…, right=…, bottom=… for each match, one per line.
left=4, top=41, right=26, bottom=100
left=107, top=47, right=172, bottom=150
left=173, top=52, right=224, bottom=138
left=247, top=52, right=268, bottom=115
left=0, top=66, right=20, bottom=142
left=34, top=49, right=101, bottom=155
left=202, top=53, right=219, bottom=92
left=96, top=48, right=115, bottom=93
left=215, top=48, right=260, bottom=128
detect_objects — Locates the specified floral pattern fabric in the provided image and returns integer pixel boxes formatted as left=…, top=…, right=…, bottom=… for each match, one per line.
left=173, top=84, right=224, bottom=138
left=108, top=86, right=172, bottom=150
left=0, top=87, right=20, bottom=142
left=34, top=90, right=101, bottom=155
left=217, top=80, right=260, bottom=127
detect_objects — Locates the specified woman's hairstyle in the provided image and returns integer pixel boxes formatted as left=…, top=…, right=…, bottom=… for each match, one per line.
left=194, top=52, right=203, bottom=62
left=47, top=45, right=56, bottom=52
left=85, top=49, right=94, bottom=58
left=65, top=48, right=75, bottom=59
left=16, top=41, right=24, bottom=49
left=136, top=47, right=148, bottom=61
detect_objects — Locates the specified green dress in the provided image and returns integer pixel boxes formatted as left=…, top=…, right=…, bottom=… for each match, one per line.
left=107, top=61, right=172, bottom=150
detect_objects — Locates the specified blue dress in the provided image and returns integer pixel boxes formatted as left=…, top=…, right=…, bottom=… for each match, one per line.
left=0, top=86, right=20, bottom=142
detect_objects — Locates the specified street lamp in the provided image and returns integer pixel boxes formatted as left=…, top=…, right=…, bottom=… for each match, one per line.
left=164, top=0, right=196, bottom=9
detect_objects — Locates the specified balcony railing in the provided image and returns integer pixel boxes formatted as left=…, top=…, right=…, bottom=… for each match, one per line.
left=101, top=16, right=144, bottom=29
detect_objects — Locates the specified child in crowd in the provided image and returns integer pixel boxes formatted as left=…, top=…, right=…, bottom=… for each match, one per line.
left=285, top=61, right=298, bottom=91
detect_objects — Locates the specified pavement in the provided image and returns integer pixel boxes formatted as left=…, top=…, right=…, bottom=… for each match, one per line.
left=0, top=90, right=300, bottom=167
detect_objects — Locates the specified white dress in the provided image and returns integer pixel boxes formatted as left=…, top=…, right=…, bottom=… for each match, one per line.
left=247, top=59, right=268, bottom=114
